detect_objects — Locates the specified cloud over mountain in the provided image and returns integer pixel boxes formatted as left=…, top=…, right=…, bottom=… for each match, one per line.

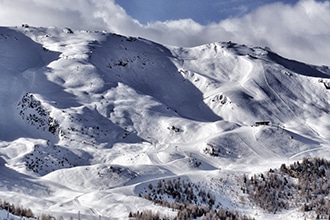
left=0, top=16, right=329, bottom=218
left=0, top=0, right=329, bottom=65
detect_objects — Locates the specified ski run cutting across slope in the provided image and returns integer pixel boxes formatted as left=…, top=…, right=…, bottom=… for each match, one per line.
left=0, top=26, right=329, bottom=219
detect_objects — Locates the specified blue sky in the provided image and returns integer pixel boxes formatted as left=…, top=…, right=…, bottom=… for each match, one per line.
left=0, top=0, right=329, bottom=66
left=115, top=0, right=299, bottom=24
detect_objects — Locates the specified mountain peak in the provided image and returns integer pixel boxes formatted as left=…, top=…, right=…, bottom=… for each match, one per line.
left=0, top=26, right=329, bottom=219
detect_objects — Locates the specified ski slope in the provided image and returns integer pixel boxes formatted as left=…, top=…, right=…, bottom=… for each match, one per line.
left=0, top=26, right=329, bottom=219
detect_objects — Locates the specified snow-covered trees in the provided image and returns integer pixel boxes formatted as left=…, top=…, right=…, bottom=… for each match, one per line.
left=243, top=157, right=330, bottom=218
left=0, top=199, right=34, bottom=218
left=137, top=177, right=254, bottom=219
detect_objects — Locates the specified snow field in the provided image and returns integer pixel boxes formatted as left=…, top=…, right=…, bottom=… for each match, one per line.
left=0, top=26, right=329, bottom=219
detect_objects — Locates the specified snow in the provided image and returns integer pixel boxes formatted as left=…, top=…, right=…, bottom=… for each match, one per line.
left=0, top=25, right=329, bottom=219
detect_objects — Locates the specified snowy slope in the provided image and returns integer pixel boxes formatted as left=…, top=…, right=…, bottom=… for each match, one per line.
left=0, top=26, right=329, bottom=219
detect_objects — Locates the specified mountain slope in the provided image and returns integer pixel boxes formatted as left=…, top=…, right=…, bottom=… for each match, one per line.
left=0, top=26, right=329, bottom=219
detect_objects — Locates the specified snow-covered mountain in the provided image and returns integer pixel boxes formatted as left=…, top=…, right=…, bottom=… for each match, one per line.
left=0, top=26, right=329, bottom=219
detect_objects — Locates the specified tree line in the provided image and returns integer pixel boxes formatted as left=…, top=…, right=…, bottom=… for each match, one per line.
left=242, top=157, right=330, bottom=219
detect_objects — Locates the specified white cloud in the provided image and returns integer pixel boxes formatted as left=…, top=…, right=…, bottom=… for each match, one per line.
left=0, top=0, right=329, bottom=66
left=218, top=0, right=330, bottom=66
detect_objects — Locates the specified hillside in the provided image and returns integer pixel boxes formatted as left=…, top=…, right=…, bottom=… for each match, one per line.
left=0, top=26, right=329, bottom=219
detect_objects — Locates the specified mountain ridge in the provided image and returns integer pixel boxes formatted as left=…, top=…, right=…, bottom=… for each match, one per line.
left=0, top=25, right=329, bottom=219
